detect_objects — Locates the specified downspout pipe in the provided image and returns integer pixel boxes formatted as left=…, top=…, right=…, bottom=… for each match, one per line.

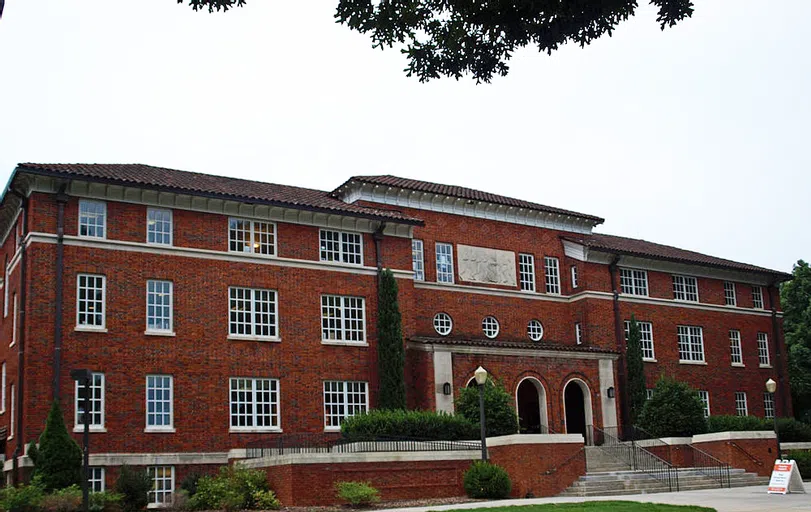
left=608, top=256, right=631, bottom=432
left=768, top=282, right=789, bottom=418
left=9, top=189, right=28, bottom=486
left=53, top=185, right=68, bottom=400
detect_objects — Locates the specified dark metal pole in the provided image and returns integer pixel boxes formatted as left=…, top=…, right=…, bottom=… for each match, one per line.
left=82, top=379, right=90, bottom=512
left=478, top=383, right=487, bottom=461
left=774, top=396, right=782, bottom=459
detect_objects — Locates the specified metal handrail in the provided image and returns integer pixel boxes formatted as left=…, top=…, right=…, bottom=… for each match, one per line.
left=590, top=425, right=680, bottom=492
left=728, top=441, right=764, bottom=466
left=543, top=447, right=585, bottom=475
left=245, top=433, right=482, bottom=458
left=687, top=444, right=732, bottom=488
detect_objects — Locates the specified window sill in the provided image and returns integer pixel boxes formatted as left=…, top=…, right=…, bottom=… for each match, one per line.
left=145, top=330, right=176, bottom=337
left=678, top=360, right=708, bottom=366
left=227, top=335, right=281, bottom=343
left=229, top=428, right=282, bottom=434
left=145, top=428, right=176, bottom=433
left=731, top=363, right=745, bottom=368
left=75, top=326, right=108, bottom=333
left=321, top=341, right=369, bottom=347
left=228, top=250, right=277, bottom=259
left=73, top=427, right=107, bottom=433
left=78, top=235, right=107, bottom=241
left=643, top=358, right=657, bottom=363
left=324, top=428, right=341, bottom=433
left=147, top=504, right=171, bottom=509
left=673, top=299, right=700, bottom=304
left=759, top=364, right=773, bottom=369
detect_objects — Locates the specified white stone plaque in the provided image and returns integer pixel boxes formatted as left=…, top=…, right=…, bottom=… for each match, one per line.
left=457, top=244, right=517, bottom=286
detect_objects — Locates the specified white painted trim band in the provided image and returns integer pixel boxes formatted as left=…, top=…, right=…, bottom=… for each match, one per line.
left=486, top=433, right=583, bottom=446
left=692, top=431, right=776, bottom=443
left=407, top=341, right=619, bottom=361
left=239, top=450, right=479, bottom=468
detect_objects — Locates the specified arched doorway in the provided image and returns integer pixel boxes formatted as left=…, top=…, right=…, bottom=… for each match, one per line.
left=563, top=379, right=593, bottom=440
left=516, top=378, right=548, bottom=434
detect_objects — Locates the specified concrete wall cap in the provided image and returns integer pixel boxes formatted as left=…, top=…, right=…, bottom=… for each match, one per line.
left=781, top=442, right=811, bottom=450
left=486, top=433, right=584, bottom=447
left=692, top=431, right=777, bottom=443
left=239, top=450, right=480, bottom=468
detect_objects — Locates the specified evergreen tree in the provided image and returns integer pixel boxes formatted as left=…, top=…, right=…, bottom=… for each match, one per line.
left=376, top=269, right=406, bottom=410
left=781, top=260, right=811, bottom=420
left=455, top=379, right=519, bottom=437
left=33, top=400, right=82, bottom=490
left=637, top=377, right=707, bottom=437
left=626, top=315, right=647, bottom=425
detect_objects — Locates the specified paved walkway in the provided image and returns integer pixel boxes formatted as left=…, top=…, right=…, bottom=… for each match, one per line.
left=378, top=486, right=811, bottom=512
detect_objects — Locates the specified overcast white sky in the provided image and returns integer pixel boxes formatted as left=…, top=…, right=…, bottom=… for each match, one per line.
left=1, top=0, right=808, bottom=273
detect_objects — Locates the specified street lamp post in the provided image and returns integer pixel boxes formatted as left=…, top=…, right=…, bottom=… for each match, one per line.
left=474, top=366, right=488, bottom=461
left=71, top=369, right=92, bottom=512
left=766, top=378, right=780, bottom=459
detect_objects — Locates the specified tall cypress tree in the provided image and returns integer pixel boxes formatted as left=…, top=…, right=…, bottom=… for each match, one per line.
left=34, top=400, right=83, bottom=490
left=626, top=315, right=647, bottom=425
left=377, top=269, right=406, bottom=410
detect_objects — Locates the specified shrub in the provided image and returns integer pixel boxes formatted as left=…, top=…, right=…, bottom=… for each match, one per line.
left=335, top=481, right=379, bottom=507
left=41, top=485, right=82, bottom=512
left=770, top=418, right=811, bottom=442
left=788, top=450, right=811, bottom=478
left=170, top=490, right=191, bottom=511
left=706, top=415, right=767, bottom=433
left=189, top=466, right=270, bottom=511
left=114, top=465, right=152, bottom=512
left=637, top=377, right=707, bottom=437
left=251, top=490, right=281, bottom=510
left=462, top=461, right=512, bottom=499
left=180, top=472, right=205, bottom=497
left=34, top=400, right=83, bottom=491
left=0, top=482, right=45, bottom=512
left=455, top=379, right=519, bottom=437
left=341, top=409, right=478, bottom=440
left=89, top=491, right=124, bottom=512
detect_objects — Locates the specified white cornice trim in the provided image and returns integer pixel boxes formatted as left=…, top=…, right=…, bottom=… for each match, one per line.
left=617, top=294, right=776, bottom=317
left=407, top=341, right=620, bottom=361
left=26, top=233, right=415, bottom=280
left=240, top=450, right=480, bottom=468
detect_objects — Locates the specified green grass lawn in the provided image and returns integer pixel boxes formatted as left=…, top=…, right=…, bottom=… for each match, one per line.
left=430, top=503, right=715, bottom=512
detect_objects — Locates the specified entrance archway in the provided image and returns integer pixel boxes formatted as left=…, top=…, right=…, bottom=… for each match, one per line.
left=516, top=378, right=548, bottom=434
left=563, top=379, right=593, bottom=440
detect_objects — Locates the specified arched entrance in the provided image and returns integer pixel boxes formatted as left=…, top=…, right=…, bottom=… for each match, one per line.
left=563, top=379, right=593, bottom=440
left=516, top=378, right=548, bottom=434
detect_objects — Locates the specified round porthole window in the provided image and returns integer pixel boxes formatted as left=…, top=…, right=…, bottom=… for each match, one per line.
left=527, top=320, right=544, bottom=341
left=433, top=312, right=453, bottom=336
left=482, top=316, right=499, bottom=339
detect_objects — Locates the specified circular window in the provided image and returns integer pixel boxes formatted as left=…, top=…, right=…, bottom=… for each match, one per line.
left=527, top=320, right=544, bottom=341
left=433, top=313, right=453, bottom=336
left=482, top=316, right=500, bottom=339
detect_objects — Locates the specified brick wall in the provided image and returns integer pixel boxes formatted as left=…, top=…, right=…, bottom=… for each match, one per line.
left=692, top=432, right=778, bottom=476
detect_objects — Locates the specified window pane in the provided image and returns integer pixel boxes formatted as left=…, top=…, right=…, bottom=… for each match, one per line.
left=412, top=240, right=425, bottom=281
left=544, top=257, right=560, bottom=294
left=519, top=254, right=535, bottom=291
left=324, top=380, right=367, bottom=428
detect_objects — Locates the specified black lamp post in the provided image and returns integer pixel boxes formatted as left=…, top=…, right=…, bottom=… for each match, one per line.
left=474, top=366, right=488, bottom=461
left=71, top=369, right=92, bottom=512
left=766, top=378, right=780, bottom=459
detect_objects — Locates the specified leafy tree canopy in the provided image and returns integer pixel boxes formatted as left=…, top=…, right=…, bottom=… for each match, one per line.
left=455, top=378, right=519, bottom=437
left=637, top=376, right=706, bottom=438
left=782, top=260, right=811, bottom=420
left=179, top=0, right=694, bottom=83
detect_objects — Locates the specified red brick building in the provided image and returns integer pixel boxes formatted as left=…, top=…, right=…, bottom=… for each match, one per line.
left=0, top=164, right=791, bottom=501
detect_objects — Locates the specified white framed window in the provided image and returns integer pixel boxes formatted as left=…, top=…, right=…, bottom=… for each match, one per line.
left=78, top=200, right=106, bottom=239
left=527, top=320, right=544, bottom=341
left=724, top=282, right=737, bottom=306
left=435, top=243, right=454, bottom=283
left=575, top=323, right=583, bottom=345
left=757, top=333, right=770, bottom=367
left=752, top=286, right=764, bottom=309
left=764, top=392, right=775, bottom=420
left=433, top=313, right=453, bottom=336
left=147, top=208, right=173, bottom=245
left=320, top=229, right=363, bottom=265
left=481, top=316, right=499, bottom=338
left=147, top=466, right=175, bottom=507
left=8, top=384, right=14, bottom=439
left=729, top=330, right=743, bottom=365
left=544, top=257, right=561, bottom=294
left=412, top=240, right=425, bottom=281
left=646, top=388, right=654, bottom=400
left=677, top=325, right=705, bottom=362
left=11, top=294, right=17, bottom=346
left=624, top=320, right=655, bottom=361
left=323, top=380, right=368, bottom=430
left=146, top=280, right=173, bottom=333
left=620, top=268, right=648, bottom=296
left=76, top=274, right=106, bottom=329
left=518, top=254, right=535, bottom=292
left=672, top=275, right=699, bottom=302
left=75, top=373, right=105, bottom=430
left=89, top=467, right=105, bottom=493
left=146, top=375, right=173, bottom=431
left=735, top=392, right=748, bottom=416
left=321, top=295, right=366, bottom=343
left=698, top=390, right=710, bottom=418
left=571, top=266, right=579, bottom=289
left=229, top=218, right=276, bottom=256
left=229, top=378, right=280, bottom=431
left=228, top=287, right=279, bottom=340
left=1, top=362, right=5, bottom=413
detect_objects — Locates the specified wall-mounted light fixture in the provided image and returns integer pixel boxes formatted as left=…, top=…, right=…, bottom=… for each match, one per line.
left=607, top=387, right=615, bottom=399
left=442, top=382, right=452, bottom=396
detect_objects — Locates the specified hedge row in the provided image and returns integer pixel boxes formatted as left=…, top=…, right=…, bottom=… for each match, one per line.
left=706, top=416, right=811, bottom=442
left=340, top=409, right=478, bottom=440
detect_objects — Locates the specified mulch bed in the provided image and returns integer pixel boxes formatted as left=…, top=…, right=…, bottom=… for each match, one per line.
left=281, top=496, right=481, bottom=512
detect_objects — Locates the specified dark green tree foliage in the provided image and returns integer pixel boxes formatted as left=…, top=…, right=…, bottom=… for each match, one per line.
left=626, top=315, right=647, bottom=424
left=782, top=260, right=811, bottom=421
left=462, top=461, right=512, bottom=499
left=637, top=377, right=707, bottom=437
left=115, top=465, right=152, bottom=512
left=376, top=269, right=407, bottom=410
left=33, top=400, right=82, bottom=491
left=340, top=409, right=478, bottom=440
left=455, top=378, right=519, bottom=437
left=179, top=0, right=694, bottom=83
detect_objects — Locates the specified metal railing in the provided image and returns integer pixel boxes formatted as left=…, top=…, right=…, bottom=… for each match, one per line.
left=590, top=425, right=680, bottom=492
left=728, top=441, right=764, bottom=467
left=686, top=444, right=731, bottom=488
left=245, top=433, right=481, bottom=458
left=543, top=447, right=585, bottom=475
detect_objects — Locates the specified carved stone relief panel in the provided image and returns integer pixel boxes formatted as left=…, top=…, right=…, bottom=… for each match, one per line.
left=457, top=244, right=517, bottom=286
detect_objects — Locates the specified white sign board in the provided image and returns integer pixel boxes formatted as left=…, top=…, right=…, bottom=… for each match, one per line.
left=768, top=460, right=806, bottom=494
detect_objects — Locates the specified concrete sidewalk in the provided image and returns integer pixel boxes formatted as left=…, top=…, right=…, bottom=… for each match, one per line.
left=377, top=486, right=811, bottom=512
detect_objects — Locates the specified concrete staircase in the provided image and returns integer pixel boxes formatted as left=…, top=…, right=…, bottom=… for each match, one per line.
left=559, top=446, right=769, bottom=497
